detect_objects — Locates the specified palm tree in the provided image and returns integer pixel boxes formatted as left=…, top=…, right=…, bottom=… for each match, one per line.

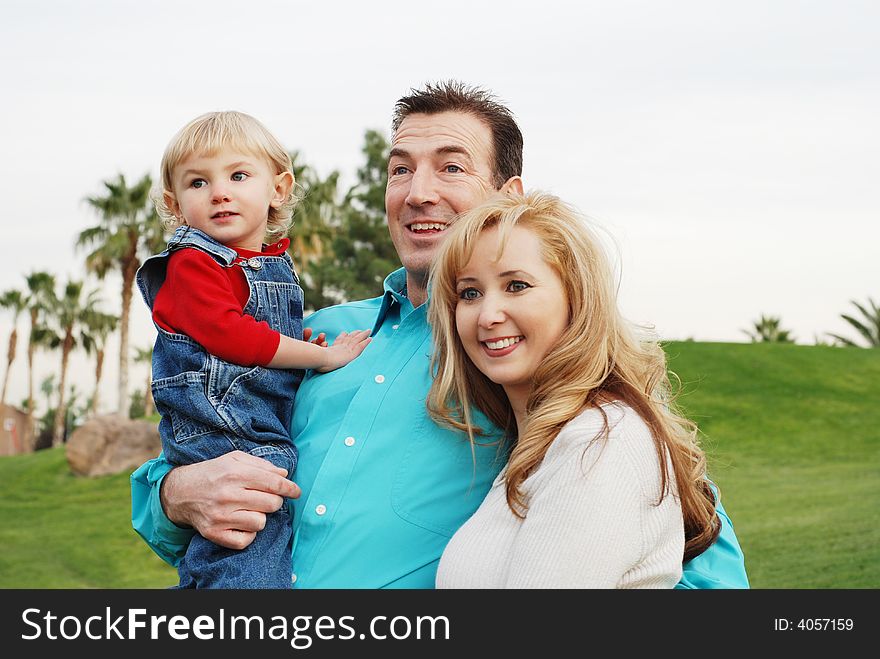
left=288, top=152, right=340, bottom=278
left=39, top=279, right=103, bottom=446
left=742, top=314, right=795, bottom=343
left=63, top=383, right=86, bottom=439
left=0, top=288, right=26, bottom=405
left=23, top=271, right=56, bottom=432
left=77, top=173, right=167, bottom=417
left=828, top=297, right=880, bottom=347
left=82, top=309, right=119, bottom=415
left=39, top=374, right=55, bottom=414
left=133, top=345, right=154, bottom=417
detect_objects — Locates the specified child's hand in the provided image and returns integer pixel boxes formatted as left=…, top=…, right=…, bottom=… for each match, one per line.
left=317, top=329, right=372, bottom=373
left=303, top=327, right=328, bottom=347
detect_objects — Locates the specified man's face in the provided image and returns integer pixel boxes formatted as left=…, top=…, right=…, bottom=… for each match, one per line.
left=385, top=111, right=498, bottom=286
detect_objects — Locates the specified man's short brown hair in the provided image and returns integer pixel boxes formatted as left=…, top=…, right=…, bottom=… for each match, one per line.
left=392, top=80, right=524, bottom=189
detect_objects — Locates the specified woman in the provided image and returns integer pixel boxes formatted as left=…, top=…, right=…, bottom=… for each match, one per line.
left=427, top=191, right=720, bottom=588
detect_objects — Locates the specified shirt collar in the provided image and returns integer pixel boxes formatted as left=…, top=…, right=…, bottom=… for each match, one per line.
left=383, top=268, right=409, bottom=303
left=382, top=268, right=432, bottom=304
left=370, top=268, right=415, bottom=335
left=236, top=237, right=290, bottom=258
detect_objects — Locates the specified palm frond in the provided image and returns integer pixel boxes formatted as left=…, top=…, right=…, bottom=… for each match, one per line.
left=826, top=333, right=860, bottom=348
left=31, top=324, right=60, bottom=349
left=839, top=314, right=876, bottom=345
left=0, top=289, right=26, bottom=318
left=832, top=297, right=880, bottom=347
left=75, top=226, right=110, bottom=250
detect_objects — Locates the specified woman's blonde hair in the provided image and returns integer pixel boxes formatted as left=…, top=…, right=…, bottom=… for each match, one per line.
left=427, top=190, right=720, bottom=561
left=156, top=111, right=299, bottom=240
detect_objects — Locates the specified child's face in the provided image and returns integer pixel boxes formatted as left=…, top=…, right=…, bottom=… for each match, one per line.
left=165, top=147, right=292, bottom=252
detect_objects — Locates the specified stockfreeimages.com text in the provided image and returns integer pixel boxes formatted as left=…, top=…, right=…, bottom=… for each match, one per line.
left=21, top=607, right=450, bottom=649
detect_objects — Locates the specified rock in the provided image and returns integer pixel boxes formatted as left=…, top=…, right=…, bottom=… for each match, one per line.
left=66, top=415, right=161, bottom=477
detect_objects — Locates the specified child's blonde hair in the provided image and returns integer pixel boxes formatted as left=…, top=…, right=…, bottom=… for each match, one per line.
left=156, top=111, right=299, bottom=240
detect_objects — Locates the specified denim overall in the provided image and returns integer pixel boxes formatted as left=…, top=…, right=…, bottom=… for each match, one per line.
left=137, top=226, right=302, bottom=588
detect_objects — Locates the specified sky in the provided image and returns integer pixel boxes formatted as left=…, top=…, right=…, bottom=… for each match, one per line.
left=1, top=0, right=878, bottom=414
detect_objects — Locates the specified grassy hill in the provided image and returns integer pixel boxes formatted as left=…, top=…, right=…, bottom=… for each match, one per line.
left=665, top=341, right=879, bottom=588
left=0, top=446, right=176, bottom=588
left=0, top=341, right=877, bottom=588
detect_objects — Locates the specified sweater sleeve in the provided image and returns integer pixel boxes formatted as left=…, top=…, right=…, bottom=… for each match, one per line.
left=153, top=249, right=280, bottom=366
left=503, top=411, right=683, bottom=588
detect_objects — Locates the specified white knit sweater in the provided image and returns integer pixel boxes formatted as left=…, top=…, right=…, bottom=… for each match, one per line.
left=436, top=403, right=684, bottom=588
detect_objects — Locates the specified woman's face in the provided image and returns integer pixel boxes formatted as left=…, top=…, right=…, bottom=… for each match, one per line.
left=454, top=225, right=570, bottom=408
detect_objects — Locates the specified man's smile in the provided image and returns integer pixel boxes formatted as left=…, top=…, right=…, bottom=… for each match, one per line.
left=407, top=222, right=448, bottom=234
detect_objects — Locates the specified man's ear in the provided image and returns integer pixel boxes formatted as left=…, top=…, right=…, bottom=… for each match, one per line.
left=164, top=191, right=183, bottom=220
left=500, top=176, right=524, bottom=196
left=271, top=171, right=295, bottom=208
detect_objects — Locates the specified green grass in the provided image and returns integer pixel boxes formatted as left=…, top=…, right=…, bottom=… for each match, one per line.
left=0, top=446, right=176, bottom=588
left=666, top=342, right=880, bottom=588
left=0, top=342, right=877, bottom=588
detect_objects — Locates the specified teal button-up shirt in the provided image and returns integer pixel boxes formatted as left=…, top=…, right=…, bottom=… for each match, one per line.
left=131, top=268, right=749, bottom=588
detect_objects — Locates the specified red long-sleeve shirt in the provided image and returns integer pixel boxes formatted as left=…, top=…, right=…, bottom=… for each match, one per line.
left=152, top=240, right=291, bottom=367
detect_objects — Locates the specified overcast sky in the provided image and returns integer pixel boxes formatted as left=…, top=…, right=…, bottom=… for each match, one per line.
left=1, top=0, right=877, bottom=413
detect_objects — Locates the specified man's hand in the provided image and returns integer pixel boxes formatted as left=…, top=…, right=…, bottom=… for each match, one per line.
left=160, top=451, right=300, bottom=550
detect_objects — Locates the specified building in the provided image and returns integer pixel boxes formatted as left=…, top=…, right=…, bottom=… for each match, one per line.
left=0, top=403, right=33, bottom=455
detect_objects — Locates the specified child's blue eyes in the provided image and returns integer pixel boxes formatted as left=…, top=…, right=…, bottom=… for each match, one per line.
left=189, top=172, right=248, bottom=188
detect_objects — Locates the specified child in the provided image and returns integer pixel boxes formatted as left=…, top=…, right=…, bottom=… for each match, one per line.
left=136, top=111, right=370, bottom=589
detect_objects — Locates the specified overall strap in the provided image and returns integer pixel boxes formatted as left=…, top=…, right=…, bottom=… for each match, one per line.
left=166, top=226, right=238, bottom=266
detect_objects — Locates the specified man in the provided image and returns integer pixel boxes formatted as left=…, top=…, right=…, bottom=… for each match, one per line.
left=132, top=81, right=748, bottom=588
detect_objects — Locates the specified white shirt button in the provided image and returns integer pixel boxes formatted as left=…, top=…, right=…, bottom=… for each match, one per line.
left=344, top=436, right=355, bottom=446
left=315, top=504, right=327, bottom=516
left=392, top=324, right=399, bottom=330
left=374, top=374, right=385, bottom=384
left=291, top=573, right=297, bottom=584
